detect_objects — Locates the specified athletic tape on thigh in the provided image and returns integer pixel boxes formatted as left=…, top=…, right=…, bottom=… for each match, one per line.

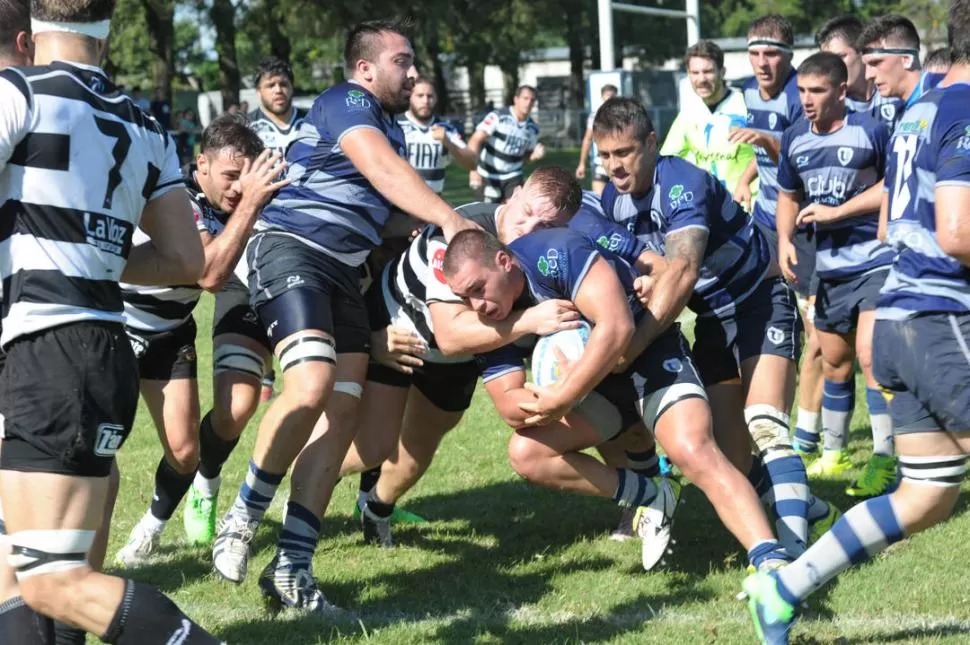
left=278, top=334, right=336, bottom=372
left=8, top=529, right=94, bottom=579
left=213, top=344, right=266, bottom=379
left=745, top=404, right=793, bottom=454
left=574, top=391, right=624, bottom=442
left=640, top=383, right=708, bottom=432
left=333, top=381, right=363, bottom=399
left=899, top=455, right=967, bottom=488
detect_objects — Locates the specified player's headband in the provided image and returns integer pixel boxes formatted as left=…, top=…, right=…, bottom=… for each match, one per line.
left=31, top=19, right=111, bottom=40
left=747, top=38, right=793, bottom=54
left=861, top=46, right=920, bottom=58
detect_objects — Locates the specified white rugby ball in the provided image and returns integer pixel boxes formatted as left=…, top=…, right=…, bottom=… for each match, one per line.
left=531, top=322, right=592, bottom=387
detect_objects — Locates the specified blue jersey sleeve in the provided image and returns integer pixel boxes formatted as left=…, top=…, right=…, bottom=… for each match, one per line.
left=568, top=202, right=645, bottom=264
left=511, top=228, right=600, bottom=303
left=776, top=126, right=802, bottom=193
left=869, top=121, right=891, bottom=181
left=660, top=159, right=716, bottom=233
left=476, top=344, right=528, bottom=383
left=320, top=84, right=387, bottom=147
left=935, top=104, right=970, bottom=186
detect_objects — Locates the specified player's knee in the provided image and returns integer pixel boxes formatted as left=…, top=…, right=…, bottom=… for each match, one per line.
left=507, top=433, right=542, bottom=481
left=9, top=530, right=94, bottom=619
left=167, top=440, right=199, bottom=474
left=745, top=404, right=793, bottom=455
left=664, top=431, right=717, bottom=482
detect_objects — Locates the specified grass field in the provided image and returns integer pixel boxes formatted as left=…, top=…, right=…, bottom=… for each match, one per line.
left=108, top=151, right=970, bottom=644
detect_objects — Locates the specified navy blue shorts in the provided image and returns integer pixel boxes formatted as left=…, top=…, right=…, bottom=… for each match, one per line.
left=757, top=222, right=816, bottom=298
left=872, top=313, right=970, bottom=434
left=692, top=277, right=803, bottom=386
left=813, top=269, right=887, bottom=334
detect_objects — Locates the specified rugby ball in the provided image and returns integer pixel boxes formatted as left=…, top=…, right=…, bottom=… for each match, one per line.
left=531, top=322, right=592, bottom=387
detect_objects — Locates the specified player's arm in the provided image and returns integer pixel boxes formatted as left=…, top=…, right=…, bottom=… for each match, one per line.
left=340, top=129, right=468, bottom=238
left=467, top=113, right=497, bottom=157
left=796, top=180, right=885, bottom=226
left=483, top=368, right=537, bottom=429
left=125, top=189, right=205, bottom=285
left=0, top=72, right=31, bottom=173
left=877, top=190, right=889, bottom=242
left=440, top=129, right=478, bottom=172
left=734, top=158, right=759, bottom=210
left=729, top=129, right=781, bottom=162
left=198, top=149, right=289, bottom=292
left=429, top=300, right=579, bottom=356
left=576, top=125, right=594, bottom=178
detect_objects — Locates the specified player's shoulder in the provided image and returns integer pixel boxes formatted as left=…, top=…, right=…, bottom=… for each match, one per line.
left=741, top=75, right=759, bottom=93
left=0, top=67, right=32, bottom=105
left=847, top=111, right=889, bottom=138
left=317, top=81, right=379, bottom=111
left=782, top=69, right=800, bottom=95
left=294, top=106, right=309, bottom=120
left=783, top=117, right=811, bottom=139
left=455, top=201, right=500, bottom=234
left=929, top=85, right=970, bottom=134
left=657, top=154, right=706, bottom=181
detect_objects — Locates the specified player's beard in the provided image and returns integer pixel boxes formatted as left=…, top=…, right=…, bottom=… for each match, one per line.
left=377, top=74, right=413, bottom=114
left=263, top=98, right=291, bottom=117
left=413, top=105, right=433, bottom=121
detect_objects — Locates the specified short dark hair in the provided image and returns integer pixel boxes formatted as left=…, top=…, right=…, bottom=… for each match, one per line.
left=816, top=15, right=864, bottom=50
left=797, top=52, right=848, bottom=87
left=32, top=0, right=115, bottom=24
left=857, top=14, right=920, bottom=52
left=253, top=56, right=294, bottom=87
left=592, top=97, right=655, bottom=143
left=747, top=14, right=794, bottom=46
left=950, top=0, right=970, bottom=65
left=0, top=0, right=29, bottom=58
left=200, top=113, right=265, bottom=159
left=684, top=40, right=724, bottom=70
left=442, top=229, right=507, bottom=277
left=600, top=84, right=618, bottom=96
left=515, top=84, right=537, bottom=97
left=524, top=167, right=583, bottom=219
left=923, top=46, right=952, bottom=70
left=343, top=19, right=413, bottom=76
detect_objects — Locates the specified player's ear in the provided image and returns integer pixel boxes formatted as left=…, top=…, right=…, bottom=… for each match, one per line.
left=196, top=152, right=208, bottom=174
left=647, top=131, right=658, bottom=154
left=496, top=251, right=513, bottom=272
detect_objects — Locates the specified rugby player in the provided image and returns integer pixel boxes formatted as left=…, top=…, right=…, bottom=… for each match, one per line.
left=576, top=83, right=618, bottom=195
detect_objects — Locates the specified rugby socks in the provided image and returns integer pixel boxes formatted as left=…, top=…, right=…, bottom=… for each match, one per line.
left=230, top=460, right=284, bottom=524
left=197, top=411, right=241, bottom=494
left=53, top=621, right=85, bottom=645
left=365, top=488, right=396, bottom=519
left=793, top=407, right=821, bottom=453
left=806, top=492, right=831, bottom=524
left=866, top=388, right=894, bottom=457
left=775, top=495, right=905, bottom=605
left=612, top=469, right=659, bottom=508
left=358, top=466, right=382, bottom=509
left=822, top=379, right=854, bottom=451
left=763, top=452, right=810, bottom=557
left=102, top=580, right=221, bottom=644
left=746, top=453, right=773, bottom=504
left=150, top=458, right=195, bottom=522
left=626, top=447, right=661, bottom=477
left=746, top=539, right=791, bottom=570
left=0, top=596, right=54, bottom=644
left=277, top=501, right=321, bottom=571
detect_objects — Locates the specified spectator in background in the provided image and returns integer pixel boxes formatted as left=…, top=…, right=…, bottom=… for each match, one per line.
left=923, top=46, right=952, bottom=73
left=576, top=83, right=618, bottom=195
left=176, top=109, right=199, bottom=165
left=151, top=87, right=172, bottom=130
left=132, top=85, right=151, bottom=112
left=240, top=100, right=250, bottom=115
left=226, top=103, right=240, bottom=114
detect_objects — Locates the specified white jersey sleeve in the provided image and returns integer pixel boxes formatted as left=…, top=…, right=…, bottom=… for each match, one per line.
left=0, top=74, right=32, bottom=174
left=445, top=127, right=466, bottom=150
left=476, top=111, right=501, bottom=136
left=149, top=134, right=184, bottom=202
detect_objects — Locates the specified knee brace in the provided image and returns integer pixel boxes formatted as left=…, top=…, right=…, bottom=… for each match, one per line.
left=277, top=333, right=336, bottom=373
left=8, top=529, right=94, bottom=580
left=899, top=455, right=967, bottom=488
left=745, top=404, right=794, bottom=456
left=213, top=344, right=266, bottom=380
left=333, top=381, right=363, bottom=399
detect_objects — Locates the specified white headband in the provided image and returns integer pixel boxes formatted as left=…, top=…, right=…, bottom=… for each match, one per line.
left=31, top=19, right=111, bottom=40
left=747, top=38, right=793, bottom=54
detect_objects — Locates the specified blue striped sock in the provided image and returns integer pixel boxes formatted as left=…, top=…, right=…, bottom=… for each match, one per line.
left=747, top=453, right=773, bottom=505
left=764, top=452, right=810, bottom=557
left=230, top=460, right=284, bottom=524
left=612, top=469, right=658, bottom=508
left=866, top=387, right=894, bottom=457
left=822, top=379, right=855, bottom=451
left=747, top=539, right=791, bottom=570
left=626, top=447, right=660, bottom=477
left=776, top=495, right=905, bottom=604
left=277, top=501, right=321, bottom=570
left=793, top=407, right=821, bottom=453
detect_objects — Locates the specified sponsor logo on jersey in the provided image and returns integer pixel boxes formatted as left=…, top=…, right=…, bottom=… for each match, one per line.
left=431, top=247, right=447, bottom=284
left=807, top=176, right=848, bottom=202
left=537, top=248, right=560, bottom=277
left=84, top=212, right=131, bottom=256
left=837, top=147, right=854, bottom=167
left=896, top=119, right=927, bottom=135
left=345, top=88, right=372, bottom=110
left=796, top=155, right=810, bottom=167
left=958, top=125, right=970, bottom=152
left=668, top=184, right=695, bottom=208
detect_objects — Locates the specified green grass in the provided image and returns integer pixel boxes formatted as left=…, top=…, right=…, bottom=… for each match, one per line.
left=107, top=152, right=970, bottom=643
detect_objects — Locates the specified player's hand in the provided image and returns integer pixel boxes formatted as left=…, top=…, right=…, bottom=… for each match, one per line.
left=797, top=203, right=841, bottom=226
left=733, top=182, right=753, bottom=213
left=575, top=164, right=586, bottom=180
left=633, top=274, right=657, bottom=307
left=524, top=299, right=582, bottom=336
left=469, top=171, right=483, bottom=189
left=519, top=381, right=574, bottom=426
left=778, top=238, right=799, bottom=284
left=238, top=149, right=290, bottom=210
left=371, top=326, right=426, bottom=374
left=728, top=128, right=770, bottom=148
left=530, top=143, right=546, bottom=161
left=441, top=215, right=482, bottom=242
left=431, top=125, right=447, bottom=142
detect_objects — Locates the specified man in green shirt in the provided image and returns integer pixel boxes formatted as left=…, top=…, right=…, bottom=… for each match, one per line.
left=661, top=41, right=758, bottom=198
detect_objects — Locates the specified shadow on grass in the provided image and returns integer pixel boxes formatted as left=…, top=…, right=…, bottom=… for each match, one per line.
left=843, top=621, right=970, bottom=643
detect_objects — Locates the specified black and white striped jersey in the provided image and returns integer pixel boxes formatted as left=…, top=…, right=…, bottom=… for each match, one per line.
left=474, top=107, right=539, bottom=184
left=0, top=62, right=182, bottom=346
left=381, top=202, right=499, bottom=363
left=120, top=168, right=215, bottom=332
left=397, top=113, right=466, bottom=194
left=247, top=106, right=308, bottom=157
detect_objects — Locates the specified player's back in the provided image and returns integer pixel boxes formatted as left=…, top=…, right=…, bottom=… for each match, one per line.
left=846, top=92, right=903, bottom=132
left=0, top=62, right=180, bottom=345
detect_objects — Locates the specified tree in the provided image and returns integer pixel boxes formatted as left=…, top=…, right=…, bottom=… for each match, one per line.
left=140, top=0, right=177, bottom=100
left=208, top=0, right=241, bottom=107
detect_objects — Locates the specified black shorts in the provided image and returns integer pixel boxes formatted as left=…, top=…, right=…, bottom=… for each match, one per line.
left=126, top=316, right=198, bottom=381
left=248, top=232, right=371, bottom=355
left=368, top=361, right=479, bottom=413
left=212, top=276, right=270, bottom=350
left=813, top=269, right=887, bottom=334
left=692, top=277, right=802, bottom=385
left=483, top=175, right=524, bottom=204
left=757, top=222, right=817, bottom=298
left=0, top=321, right=140, bottom=477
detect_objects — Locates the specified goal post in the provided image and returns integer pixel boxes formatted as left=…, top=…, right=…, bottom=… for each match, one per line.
left=597, top=0, right=700, bottom=71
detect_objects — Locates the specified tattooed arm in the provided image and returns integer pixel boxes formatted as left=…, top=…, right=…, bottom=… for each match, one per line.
left=615, top=226, right=708, bottom=370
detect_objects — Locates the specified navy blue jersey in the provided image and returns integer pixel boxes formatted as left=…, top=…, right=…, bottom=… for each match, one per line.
left=569, top=190, right=647, bottom=260
left=846, top=92, right=903, bottom=133
left=257, top=82, right=407, bottom=267
left=879, top=83, right=970, bottom=319
left=599, top=156, right=770, bottom=317
left=743, top=69, right=803, bottom=228
left=777, top=111, right=893, bottom=279
left=903, top=71, right=946, bottom=110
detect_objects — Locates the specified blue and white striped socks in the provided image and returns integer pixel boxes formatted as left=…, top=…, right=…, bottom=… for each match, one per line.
left=613, top=469, right=659, bottom=508
left=278, top=501, right=321, bottom=571
left=866, top=387, right=894, bottom=457
left=822, top=379, right=854, bottom=452
left=793, top=407, right=821, bottom=453
left=230, top=460, right=284, bottom=524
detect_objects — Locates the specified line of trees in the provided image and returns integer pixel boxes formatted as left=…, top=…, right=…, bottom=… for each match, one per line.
left=105, top=0, right=947, bottom=113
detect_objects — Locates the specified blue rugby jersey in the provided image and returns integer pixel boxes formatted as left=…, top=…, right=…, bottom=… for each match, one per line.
left=597, top=156, right=770, bottom=318
left=845, top=92, right=903, bottom=132
left=777, top=111, right=893, bottom=280
left=257, top=81, right=407, bottom=267
left=743, top=69, right=803, bottom=229
left=878, top=83, right=970, bottom=320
